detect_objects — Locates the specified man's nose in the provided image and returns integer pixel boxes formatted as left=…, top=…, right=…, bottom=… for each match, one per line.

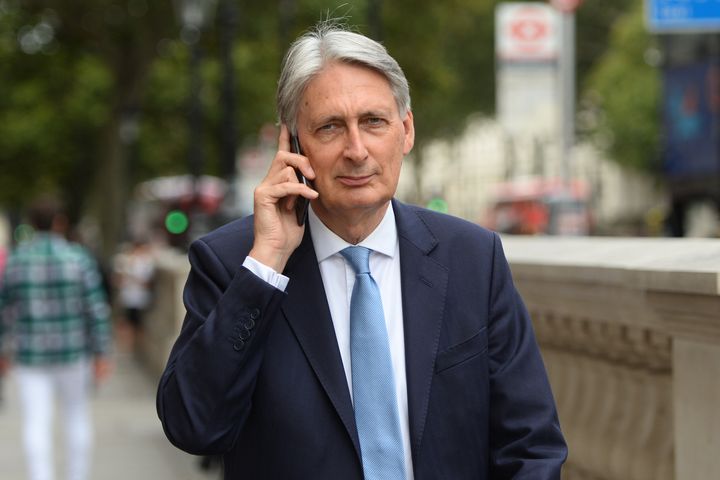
left=343, top=125, right=369, bottom=162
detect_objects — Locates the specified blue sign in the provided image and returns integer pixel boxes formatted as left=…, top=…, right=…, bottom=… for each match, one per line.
left=646, top=0, right=720, bottom=32
left=662, top=62, right=720, bottom=178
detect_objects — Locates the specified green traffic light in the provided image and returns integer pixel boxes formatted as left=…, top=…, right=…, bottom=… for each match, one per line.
left=165, top=210, right=189, bottom=234
left=427, top=198, right=448, bottom=214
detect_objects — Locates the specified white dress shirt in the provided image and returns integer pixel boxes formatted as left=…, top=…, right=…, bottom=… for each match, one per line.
left=243, top=203, right=414, bottom=480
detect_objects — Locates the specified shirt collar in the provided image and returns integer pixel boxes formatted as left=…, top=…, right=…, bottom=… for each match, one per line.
left=308, top=202, right=398, bottom=263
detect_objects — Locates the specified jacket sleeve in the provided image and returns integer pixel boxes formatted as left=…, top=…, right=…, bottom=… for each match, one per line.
left=156, top=237, right=285, bottom=455
left=487, top=233, right=567, bottom=479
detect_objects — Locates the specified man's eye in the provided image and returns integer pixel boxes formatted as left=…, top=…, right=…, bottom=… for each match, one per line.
left=364, top=117, right=387, bottom=127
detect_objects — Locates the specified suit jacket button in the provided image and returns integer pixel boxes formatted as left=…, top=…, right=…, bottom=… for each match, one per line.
left=243, top=318, right=255, bottom=330
left=238, top=328, right=251, bottom=341
left=233, top=341, right=245, bottom=351
left=249, top=308, right=260, bottom=320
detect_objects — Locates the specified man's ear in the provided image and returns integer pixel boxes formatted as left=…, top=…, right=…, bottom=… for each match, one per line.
left=402, top=111, right=415, bottom=155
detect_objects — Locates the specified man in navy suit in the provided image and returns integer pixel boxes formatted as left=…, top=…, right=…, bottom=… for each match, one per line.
left=157, top=22, right=566, bottom=479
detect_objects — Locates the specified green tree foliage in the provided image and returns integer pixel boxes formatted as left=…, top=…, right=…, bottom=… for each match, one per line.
left=384, top=0, right=497, bottom=143
left=0, top=0, right=654, bottom=252
left=0, top=4, right=112, bottom=213
left=575, top=0, right=632, bottom=91
left=582, top=1, right=661, bottom=172
left=0, top=0, right=176, bottom=250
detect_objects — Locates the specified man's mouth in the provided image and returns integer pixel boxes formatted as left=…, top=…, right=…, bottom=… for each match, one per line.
left=337, top=175, right=373, bottom=187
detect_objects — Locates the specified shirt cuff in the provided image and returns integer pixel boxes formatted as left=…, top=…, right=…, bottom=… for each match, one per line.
left=242, top=256, right=290, bottom=291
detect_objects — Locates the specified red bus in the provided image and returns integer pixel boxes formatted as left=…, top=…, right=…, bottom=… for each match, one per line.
left=483, top=177, right=592, bottom=235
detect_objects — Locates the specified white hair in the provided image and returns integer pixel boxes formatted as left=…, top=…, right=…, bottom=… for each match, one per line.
left=276, top=22, right=411, bottom=134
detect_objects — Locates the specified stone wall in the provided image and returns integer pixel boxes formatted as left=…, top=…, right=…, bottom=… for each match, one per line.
left=502, top=236, right=720, bottom=480
left=139, top=249, right=189, bottom=380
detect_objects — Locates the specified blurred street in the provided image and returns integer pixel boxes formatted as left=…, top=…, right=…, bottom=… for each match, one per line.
left=0, top=348, right=215, bottom=480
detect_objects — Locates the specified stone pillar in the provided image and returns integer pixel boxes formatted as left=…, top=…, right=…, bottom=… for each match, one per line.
left=673, top=338, right=720, bottom=479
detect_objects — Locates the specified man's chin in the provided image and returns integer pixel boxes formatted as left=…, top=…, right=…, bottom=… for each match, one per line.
left=316, top=196, right=391, bottom=217
left=343, top=193, right=391, bottom=211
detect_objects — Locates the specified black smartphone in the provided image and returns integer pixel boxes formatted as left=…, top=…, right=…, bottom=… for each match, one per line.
left=290, top=134, right=310, bottom=226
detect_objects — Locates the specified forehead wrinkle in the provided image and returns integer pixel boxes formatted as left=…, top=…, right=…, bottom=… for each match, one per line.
left=299, top=63, right=398, bottom=129
left=304, top=94, right=395, bottom=124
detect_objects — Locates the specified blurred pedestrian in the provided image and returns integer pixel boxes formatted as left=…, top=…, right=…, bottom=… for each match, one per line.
left=113, top=237, right=156, bottom=351
left=0, top=195, right=112, bottom=480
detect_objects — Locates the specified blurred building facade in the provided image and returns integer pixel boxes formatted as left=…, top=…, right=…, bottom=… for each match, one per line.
left=395, top=2, right=666, bottom=237
left=397, top=116, right=665, bottom=235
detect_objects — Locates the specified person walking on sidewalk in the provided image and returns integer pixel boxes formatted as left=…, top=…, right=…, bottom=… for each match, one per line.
left=0, top=195, right=112, bottom=480
left=113, top=237, right=156, bottom=350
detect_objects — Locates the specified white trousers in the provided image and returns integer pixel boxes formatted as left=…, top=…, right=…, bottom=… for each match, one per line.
left=15, top=360, right=92, bottom=480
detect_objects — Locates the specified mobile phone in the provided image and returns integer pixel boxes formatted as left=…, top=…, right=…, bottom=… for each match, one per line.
left=290, top=134, right=310, bottom=226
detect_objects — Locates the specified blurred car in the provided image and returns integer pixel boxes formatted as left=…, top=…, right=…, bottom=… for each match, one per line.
left=483, top=177, right=592, bottom=235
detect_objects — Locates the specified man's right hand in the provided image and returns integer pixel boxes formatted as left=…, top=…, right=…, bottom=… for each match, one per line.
left=248, top=125, right=318, bottom=273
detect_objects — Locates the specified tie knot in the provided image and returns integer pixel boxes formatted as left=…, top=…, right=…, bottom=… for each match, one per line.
left=340, top=246, right=371, bottom=275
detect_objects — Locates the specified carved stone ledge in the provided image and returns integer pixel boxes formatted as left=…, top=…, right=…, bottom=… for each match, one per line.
left=532, top=310, right=672, bottom=373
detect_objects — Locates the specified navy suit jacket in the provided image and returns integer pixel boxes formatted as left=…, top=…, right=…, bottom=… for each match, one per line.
left=157, top=199, right=566, bottom=479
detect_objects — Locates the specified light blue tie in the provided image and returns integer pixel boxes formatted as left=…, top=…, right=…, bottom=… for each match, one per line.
left=341, top=246, right=406, bottom=480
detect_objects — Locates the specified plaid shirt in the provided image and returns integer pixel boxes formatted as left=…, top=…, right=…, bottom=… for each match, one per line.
left=0, top=233, right=111, bottom=365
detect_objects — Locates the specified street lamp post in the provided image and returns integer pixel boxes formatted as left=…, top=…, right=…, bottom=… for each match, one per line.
left=550, top=0, right=582, bottom=185
left=218, top=0, right=238, bottom=181
left=173, top=0, right=217, bottom=180
left=173, top=0, right=217, bottom=241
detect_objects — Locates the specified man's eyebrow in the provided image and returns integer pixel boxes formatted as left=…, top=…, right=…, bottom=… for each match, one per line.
left=313, top=115, right=344, bottom=125
left=360, top=109, right=392, bottom=117
left=310, top=109, right=393, bottom=127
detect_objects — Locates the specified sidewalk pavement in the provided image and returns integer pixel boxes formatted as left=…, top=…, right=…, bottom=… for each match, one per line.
left=0, top=350, right=219, bottom=480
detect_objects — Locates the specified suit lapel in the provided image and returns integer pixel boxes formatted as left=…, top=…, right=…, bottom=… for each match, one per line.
left=394, top=200, right=449, bottom=456
left=278, top=201, right=448, bottom=462
left=280, top=230, right=361, bottom=457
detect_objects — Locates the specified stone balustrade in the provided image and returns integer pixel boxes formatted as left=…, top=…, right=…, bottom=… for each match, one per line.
left=140, top=248, right=189, bottom=381
left=501, top=236, right=720, bottom=480
left=142, top=236, right=720, bottom=479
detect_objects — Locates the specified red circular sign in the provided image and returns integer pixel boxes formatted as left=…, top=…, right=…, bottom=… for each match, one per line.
left=510, top=18, right=548, bottom=42
left=549, top=0, right=583, bottom=13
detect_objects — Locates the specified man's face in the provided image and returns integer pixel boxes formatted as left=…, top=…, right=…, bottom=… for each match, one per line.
left=296, top=62, right=414, bottom=223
